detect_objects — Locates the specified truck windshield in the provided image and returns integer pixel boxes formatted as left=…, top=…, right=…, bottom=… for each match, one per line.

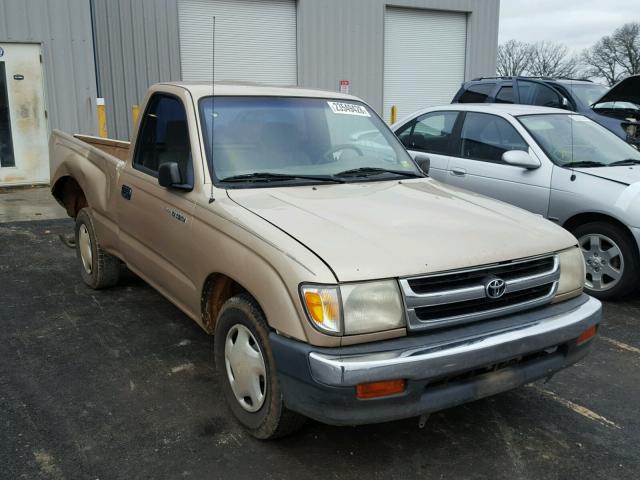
left=519, top=113, right=640, bottom=167
left=199, top=96, right=419, bottom=185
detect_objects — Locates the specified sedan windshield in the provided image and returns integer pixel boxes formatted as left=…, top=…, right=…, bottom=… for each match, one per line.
left=199, top=96, right=420, bottom=185
left=518, top=114, right=640, bottom=167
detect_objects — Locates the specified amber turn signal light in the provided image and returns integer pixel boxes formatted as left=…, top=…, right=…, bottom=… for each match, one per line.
left=356, top=379, right=406, bottom=399
left=577, top=325, right=597, bottom=346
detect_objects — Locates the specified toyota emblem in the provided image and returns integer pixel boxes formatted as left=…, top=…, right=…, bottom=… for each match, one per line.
left=485, top=277, right=506, bottom=299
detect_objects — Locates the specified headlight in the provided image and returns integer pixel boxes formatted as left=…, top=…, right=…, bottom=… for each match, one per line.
left=341, top=280, right=405, bottom=334
left=555, top=247, right=585, bottom=300
left=301, top=280, right=406, bottom=335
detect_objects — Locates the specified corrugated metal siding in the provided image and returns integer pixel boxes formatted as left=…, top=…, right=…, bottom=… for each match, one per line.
left=178, top=0, right=297, bottom=84
left=383, top=7, right=467, bottom=121
left=0, top=0, right=97, bottom=134
left=297, top=0, right=499, bottom=114
left=92, top=0, right=182, bottom=140
left=94, top=0, right=499, bottom=137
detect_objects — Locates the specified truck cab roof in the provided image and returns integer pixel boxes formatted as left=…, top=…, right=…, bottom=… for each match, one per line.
left=156, top=81, right=361, bottom=101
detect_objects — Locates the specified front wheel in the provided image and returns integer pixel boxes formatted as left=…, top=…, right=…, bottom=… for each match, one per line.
left=214, top=294, right=305, bottom=439
left=574, top=221, right=639, bottom=300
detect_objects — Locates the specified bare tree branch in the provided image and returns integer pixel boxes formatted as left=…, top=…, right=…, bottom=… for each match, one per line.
left=497, top=40, right=533, bottom=76
left=527, top=41, right=579, bottom=78
left=582, top=22, right=640, bottom=86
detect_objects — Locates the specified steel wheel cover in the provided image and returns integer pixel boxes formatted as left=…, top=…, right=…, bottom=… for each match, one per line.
left=224, top=324, right=267, bottom=412
left=78, top=224, right=93, bottom=275
left=579, top=233, right=624, bottom=292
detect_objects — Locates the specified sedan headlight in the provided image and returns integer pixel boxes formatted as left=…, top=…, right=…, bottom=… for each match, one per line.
left=555, top=247, right=585, bottom=300
left=301, top=280, right=406, bottom=335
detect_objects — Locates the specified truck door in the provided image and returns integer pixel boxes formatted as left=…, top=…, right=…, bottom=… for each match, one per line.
left=117, top=91, right=199, bottom=312
left=446, top=111, right=552, bottom=216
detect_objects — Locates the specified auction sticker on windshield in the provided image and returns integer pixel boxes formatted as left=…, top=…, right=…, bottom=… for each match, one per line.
left=327, top=101, right=370, bottom=117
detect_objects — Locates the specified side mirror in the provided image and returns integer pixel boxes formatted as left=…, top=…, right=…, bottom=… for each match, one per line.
left=561, top=97, right=572, bottom=110
left=158, top=162, right=183, bottom=188
left=414, top=153, right=430, bottom=175
left=502, top=150, right=541, bottom=169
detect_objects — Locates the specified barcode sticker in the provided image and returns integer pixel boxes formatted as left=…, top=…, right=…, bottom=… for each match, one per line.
left=327, top=101, right=370, bottom=117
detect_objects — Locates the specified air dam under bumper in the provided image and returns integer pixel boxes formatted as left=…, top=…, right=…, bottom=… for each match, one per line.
left=270, top=294, right=601, bottom=426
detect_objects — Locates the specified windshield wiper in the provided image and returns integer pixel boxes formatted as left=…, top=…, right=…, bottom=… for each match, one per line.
left=220, top=172, right=344, bottom=183
left=608, top=159, right=640, bottom=167
left=334, top=167, right=424, bottom=178
left=562, top=161, right=606, bottom=168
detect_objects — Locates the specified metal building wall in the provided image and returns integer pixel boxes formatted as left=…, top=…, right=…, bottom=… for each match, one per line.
left=92, top=0, right=499, bottom=139
left=0, top=0, right=98, bottom=134
left=91, top=0, right=182, bottom=140
left=296, top=0, right=500, bottom=113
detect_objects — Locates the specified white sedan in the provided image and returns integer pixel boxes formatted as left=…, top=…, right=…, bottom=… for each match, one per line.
left=392, top=104, right=640, bottom=300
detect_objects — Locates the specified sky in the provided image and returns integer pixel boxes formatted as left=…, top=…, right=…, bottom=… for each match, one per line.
left=499, top=0, right=639, bottom=53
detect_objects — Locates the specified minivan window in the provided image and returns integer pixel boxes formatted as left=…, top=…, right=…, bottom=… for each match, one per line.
left=134, top=94, right=193, bottom=181
left=460, top=112, right=528, bottom=163
left=199, top=96, right=418, bottom=183
left=518, top=80, right=564, bottom=109
left=495, top=86, right=514, bottom=104
left=396, top=111, right=459, bottom=155
left=458, top=83, right=494, bottom=103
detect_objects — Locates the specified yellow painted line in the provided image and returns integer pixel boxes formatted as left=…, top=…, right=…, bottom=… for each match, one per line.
left=529, top=386, right=621, bottom=429
left=600, top=336, right=640, bottom=355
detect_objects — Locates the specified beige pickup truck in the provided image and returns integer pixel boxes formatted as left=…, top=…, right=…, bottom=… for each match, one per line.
left=50, top=82, right=601, bottom=439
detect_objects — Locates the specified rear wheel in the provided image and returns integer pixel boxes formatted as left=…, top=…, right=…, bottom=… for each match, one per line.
left=573, top=221, right=639, bottom=300
left=214, top=294, right=305, bottom=439
left=75, top=208, right=120, bottom=289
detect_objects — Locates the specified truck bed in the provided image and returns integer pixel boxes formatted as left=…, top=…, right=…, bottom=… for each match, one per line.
left=49, top=130, right=129, bottom=230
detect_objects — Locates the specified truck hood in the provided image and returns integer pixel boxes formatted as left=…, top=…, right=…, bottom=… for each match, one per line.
left=593, top=75, right=640, bottom=107
left=574, top=166, right=640, bottom=186
left=227, top=179, right=577, bottom=282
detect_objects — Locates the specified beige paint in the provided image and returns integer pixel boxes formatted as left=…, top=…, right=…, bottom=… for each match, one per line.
left=0, top=43, right=49, bottom=186
left=50, top=82, right=579, bottom=347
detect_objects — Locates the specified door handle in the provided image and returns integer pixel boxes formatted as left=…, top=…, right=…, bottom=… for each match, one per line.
left=451, top=168, right=467, bottom=177
left=121, top=184, right=132, bottom=200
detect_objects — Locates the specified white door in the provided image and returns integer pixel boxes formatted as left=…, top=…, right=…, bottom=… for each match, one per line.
left=0, top=43, right=49, bottom=186
left=178, top=0, right=297, bottom=85
left=384, top=7, right=467, bottom=123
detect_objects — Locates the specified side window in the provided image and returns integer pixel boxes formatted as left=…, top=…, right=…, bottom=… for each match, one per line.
left=458, top=83, right=494, bottom=103
left=395, top=121, right=415, bottom=144
left=399, top=111, right=459, bottom=155
left=460, top=112, right=528, bottom=163
left=133, top=94, right=193, bottom=183
left=518, top=80, right=563, bottom=109
left=495, top=86, right=514, bottom=104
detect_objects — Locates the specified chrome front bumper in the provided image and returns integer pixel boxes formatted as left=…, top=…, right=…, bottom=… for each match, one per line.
left=309, top=295, right=601, bottom=387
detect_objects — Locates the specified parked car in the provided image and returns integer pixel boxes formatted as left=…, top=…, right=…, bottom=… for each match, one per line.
left=50, top=83, right=600, bottom=439
left=452, top=76, right=640, bottom=148
left=392, top=103, right=640, bottom=299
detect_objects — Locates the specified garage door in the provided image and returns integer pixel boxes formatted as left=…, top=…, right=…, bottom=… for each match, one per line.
left=178, top=0, right=297, bottom=85
left=384, top=8, right=467, bottom=122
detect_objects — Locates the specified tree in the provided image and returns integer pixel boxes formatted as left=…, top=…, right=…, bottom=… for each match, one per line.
left=497, top=40, right=533, bottom=76
left=527, top=41, right=579, bottom=78
left=582, top=22, right=640, bottom=86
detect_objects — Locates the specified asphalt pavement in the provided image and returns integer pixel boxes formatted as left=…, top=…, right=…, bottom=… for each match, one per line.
left=1, top=218, right=639, bottom=479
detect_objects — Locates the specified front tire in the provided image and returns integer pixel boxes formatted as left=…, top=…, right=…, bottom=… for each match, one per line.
left=75, top=208, right=120, bottom=289
left=573, top=221, right=639, bottom=300
left=214, top=294, right=305, bottom=439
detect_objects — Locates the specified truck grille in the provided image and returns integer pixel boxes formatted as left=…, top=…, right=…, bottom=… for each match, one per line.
left=399, top=255, right=559, bottom=332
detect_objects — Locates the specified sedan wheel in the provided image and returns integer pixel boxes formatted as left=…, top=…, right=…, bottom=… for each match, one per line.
left=579, top=233, right=624, bottom=292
